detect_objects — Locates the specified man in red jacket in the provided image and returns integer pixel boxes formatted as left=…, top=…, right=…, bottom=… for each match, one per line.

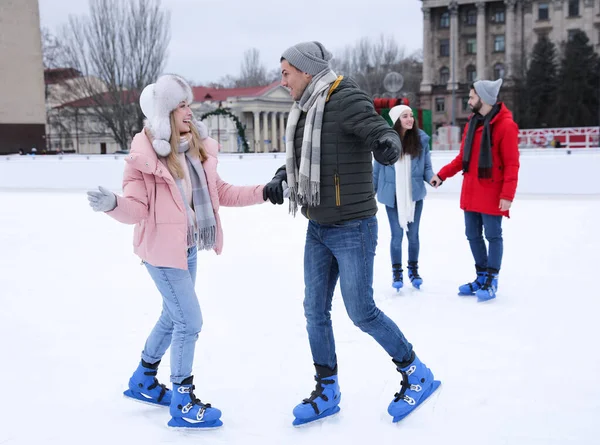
left=430, top=79, right=520, bottom=302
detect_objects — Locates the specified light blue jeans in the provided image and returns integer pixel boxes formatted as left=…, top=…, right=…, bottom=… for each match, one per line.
left=303, top=216, right=413, bottom=370
left=142, top=246, right=202, bottom=384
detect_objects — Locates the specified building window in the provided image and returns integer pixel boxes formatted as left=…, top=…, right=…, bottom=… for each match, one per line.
left=466, top=65, right=477, bottom=82
left=439, top=67, right=450, bottom=84
left=567, top=29, right=580, bottom=42
left=466, top=37, right=477, bottom=54
left=491, top=8, right=505, bottom=23
left=538, top=2, right=549, bottom=20
left=440, top=39, right=450, bottom=57
left=466, top=9, right=477, bottom=26
left=435, top=97, right=445, bottom=113
left=494, top=35, right=505, bottom=52
left=462, top=96, right=470, bottom=111
left=440, top=11, right=450, bottom=28
left=493, top=63, right=505, bottom=80
left=568, top=0, right=579, bottom=17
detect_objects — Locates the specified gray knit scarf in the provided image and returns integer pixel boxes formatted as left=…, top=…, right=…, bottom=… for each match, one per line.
left=285, top=69, right=339, bottom=216
left=175, top=138, right=216, bottom=250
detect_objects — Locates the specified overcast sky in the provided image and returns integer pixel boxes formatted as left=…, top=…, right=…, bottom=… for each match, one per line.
left=38, top=0, right=424, bottom=86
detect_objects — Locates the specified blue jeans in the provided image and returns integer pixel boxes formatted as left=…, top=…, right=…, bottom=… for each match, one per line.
left=142, top=247, right=202, bottom=384
left=303, top=216, right=413, bottom=370
left=464, top=211, right=503, bottom=271
left=385, top=199, right=424, bottom=266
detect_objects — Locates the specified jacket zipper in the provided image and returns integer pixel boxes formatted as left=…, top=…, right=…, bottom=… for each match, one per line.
left=334, top=173, right=341, bottom=207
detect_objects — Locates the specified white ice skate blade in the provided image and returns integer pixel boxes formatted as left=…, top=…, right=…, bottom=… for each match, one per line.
left=122, top=393, right=168, bottom=408
left=292, top=409, right=341, bottom=428
left=166, top=425, right=223, bottom=431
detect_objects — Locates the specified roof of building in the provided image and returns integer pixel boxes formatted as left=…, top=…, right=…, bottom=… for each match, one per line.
left=192, top=81, right=280, bottom=102
left=55, top=81, right=281, bottom=109
left=44, top=68, right=82, bottom=85
left=57, top=90, right=140, bottom=108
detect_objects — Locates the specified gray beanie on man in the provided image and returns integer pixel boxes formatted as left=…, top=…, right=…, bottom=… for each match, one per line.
left=473, top=78, right=503, bottom=106
left=281, top=41, right=333, bottom=75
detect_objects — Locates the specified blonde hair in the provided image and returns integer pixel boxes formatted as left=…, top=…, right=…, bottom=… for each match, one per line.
left=146, top=113, right=208, bottom=179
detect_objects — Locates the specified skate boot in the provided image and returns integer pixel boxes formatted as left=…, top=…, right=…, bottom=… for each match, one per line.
left=292, top=364, right=341, bottom=426
left=123, top=359, right=171, bottom=406
left=168, top=376, right=223, bottom=429
left=388, top=352, right=441, bottom=423
left=458, top=265, right=487, bottom=296
left=476, top=269, right=499, bottom=302
left=407, top=261, right=423, bottom=289
left=392, top=264, right=404, bottom=291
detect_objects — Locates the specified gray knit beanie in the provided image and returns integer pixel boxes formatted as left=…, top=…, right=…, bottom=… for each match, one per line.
left=281, top=41, right=333, bottom=75
left=473, top=79, right=503, bottom=106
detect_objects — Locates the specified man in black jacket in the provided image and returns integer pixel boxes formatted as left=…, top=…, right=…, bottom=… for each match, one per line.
left=265, top=41, right=440, bottom=426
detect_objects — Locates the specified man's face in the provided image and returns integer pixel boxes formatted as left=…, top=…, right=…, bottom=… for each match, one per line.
left=468, top=89, right=483, bottom=113
left=280, top=60, right=311, bottom=101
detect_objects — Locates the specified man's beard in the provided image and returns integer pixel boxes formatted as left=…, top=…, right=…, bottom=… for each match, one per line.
left=470, top=99, right=483, bottom=113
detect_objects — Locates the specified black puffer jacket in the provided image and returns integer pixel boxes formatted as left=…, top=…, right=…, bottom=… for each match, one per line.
left=285, top=77, right=400, bottom=224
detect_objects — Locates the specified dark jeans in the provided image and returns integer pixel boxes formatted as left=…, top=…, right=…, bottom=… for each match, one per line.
left=303, top=216, right=413, bottom=370
left=464, top=211, right=503, bottom=271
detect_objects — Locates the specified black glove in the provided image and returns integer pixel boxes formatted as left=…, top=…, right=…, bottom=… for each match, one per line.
left=373, top=136, right=401, bottom=165
left=263, top=167, right=287, bottom=205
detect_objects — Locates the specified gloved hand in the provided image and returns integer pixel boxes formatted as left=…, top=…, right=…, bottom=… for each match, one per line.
left=263, top=167, right=287, bottom=205
left=373, top=136, right=401, bottom=165
left=87, top=186, right=117, bottom=212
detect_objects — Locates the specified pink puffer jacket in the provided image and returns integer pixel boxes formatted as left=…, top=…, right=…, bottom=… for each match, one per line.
left=107, top=132, right=265, bottom=269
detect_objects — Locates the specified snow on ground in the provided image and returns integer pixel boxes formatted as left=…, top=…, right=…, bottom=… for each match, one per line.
left=0, top=155, right=599, bottom=445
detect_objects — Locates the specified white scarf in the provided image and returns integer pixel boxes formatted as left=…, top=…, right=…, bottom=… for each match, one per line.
left=395, top=153, right=414, bottom=231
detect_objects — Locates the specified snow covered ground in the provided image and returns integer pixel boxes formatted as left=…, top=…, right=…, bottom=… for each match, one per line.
left=0, top=155, right=599, bottom=444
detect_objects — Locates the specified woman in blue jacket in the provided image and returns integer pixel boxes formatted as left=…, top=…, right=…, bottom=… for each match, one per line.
left=373, top=105, right=434, bottom=290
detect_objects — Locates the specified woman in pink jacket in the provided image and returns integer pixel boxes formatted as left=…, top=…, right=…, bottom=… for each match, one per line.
left=87, top=74, right=266, bottom=429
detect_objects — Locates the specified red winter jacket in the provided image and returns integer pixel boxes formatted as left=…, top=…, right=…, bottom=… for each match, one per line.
left=438, top=103, right=520, bottom=217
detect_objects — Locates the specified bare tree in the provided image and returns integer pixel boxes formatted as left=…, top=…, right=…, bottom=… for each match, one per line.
left=238, top=48, right=268, bottom=87
left=60, top=0, right=171, bottom=151
left=213, top=48, right=278, bottom=88
left=331, top=35, right=422, bottom=98
left=41, top=27, right=65, bottom=69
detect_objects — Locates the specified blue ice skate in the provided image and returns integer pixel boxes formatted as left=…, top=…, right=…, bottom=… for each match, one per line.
left=293, top=366, right=341, bottom=426
left=476, top=270, right=499, bottom=302
left=388, top=353, right=441, bottom=423
left=168, top=376, right=223, bottom=429
left=123, top=359, right=171, bottom=407
left=407, top=261, right=423, bottom=289
left=458, top=265, right=487, bottom=296
left=392, top=265, right=404, bottom=292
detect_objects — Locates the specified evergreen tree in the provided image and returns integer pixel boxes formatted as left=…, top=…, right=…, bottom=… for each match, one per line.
left=556, top=30, right=600, bottom=127
left=522, top=36, right=559, bottom=128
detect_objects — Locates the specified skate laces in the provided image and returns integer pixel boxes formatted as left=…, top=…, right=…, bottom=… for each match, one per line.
left=143, top=369, right=169, bottom=402
left=408, top=264, right=421, bottom=280
left=393, top=268, right=403, bottom=282
left=302, top=376, right=336, bottom=415
left=480, top=273, right=496, bottom=291
left=393, top=365, right=422, bottom=406
left=177, top=384, right=212, bottom=418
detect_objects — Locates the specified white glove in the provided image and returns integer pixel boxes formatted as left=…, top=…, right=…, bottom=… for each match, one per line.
left=87, top=186, right=117, bottom=212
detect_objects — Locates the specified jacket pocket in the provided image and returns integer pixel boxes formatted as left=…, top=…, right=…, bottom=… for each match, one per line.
left=334, top=173, right=341, bottom=207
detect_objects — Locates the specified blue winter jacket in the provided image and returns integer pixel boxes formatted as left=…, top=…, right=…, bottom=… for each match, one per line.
left=373, top=129, right=434, bottom=207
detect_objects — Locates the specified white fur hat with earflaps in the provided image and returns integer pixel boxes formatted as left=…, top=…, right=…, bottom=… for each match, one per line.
left=139, top=74, right=208, bottom=157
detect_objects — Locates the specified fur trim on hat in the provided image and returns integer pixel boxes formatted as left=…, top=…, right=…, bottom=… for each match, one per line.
left=144, top=118, right=209, bottom=157
left=139, top=74, right=195, bottom=157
